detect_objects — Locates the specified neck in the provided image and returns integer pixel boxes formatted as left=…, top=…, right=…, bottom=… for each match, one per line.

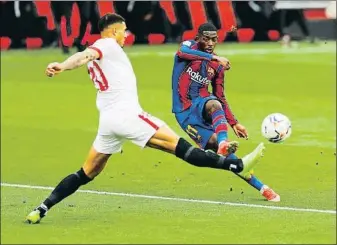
left=100, top=32, right=121, bottom=47
left=101, top=31, right=114, bottom=39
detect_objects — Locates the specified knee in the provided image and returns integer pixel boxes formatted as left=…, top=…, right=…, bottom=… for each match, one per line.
left=169, top=135, right=180, bottom=144
left=83, top=153, right=110, bottom=179
left=82, top=162, right=101, bottom=179
left=165, top=136, right=180, bottom=153
left=147, top=133, right=180, bottom=155
left=205, top=134, right=218, bottom=151
left=205, top=100, right=223, bottom=115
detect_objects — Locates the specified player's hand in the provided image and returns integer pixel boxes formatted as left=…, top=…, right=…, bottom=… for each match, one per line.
left=45, top=62, right=64, bottom=77
left=232, top=123, right=249, bottom=139
left=213, top=56, right=231, bottom=70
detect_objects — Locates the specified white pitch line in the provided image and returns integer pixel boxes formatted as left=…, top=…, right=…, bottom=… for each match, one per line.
left=1, top=182, right=336, bottom=215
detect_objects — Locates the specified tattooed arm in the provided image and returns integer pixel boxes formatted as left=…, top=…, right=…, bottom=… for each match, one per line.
left=45, top=48, right=100, bottom=77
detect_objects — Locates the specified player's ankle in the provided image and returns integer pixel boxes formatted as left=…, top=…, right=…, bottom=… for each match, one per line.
left=36, top=204, right=48, bottom=217
left=218, top=140, right=229, bottom=146
left=259, top=185, right=269, bottom=194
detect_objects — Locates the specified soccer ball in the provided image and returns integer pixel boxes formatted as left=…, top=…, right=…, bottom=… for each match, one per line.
left=261, top=113, right=292, bottom=143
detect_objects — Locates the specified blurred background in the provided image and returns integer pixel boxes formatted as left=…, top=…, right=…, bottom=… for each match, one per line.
left=0, top=0, right=336, bottom=51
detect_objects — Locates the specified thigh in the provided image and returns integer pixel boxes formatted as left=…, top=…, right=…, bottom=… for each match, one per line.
left=177, top=97, right=216, bottom=149
left=119, top=111, right=167, bottom=148
left=93, top=134, right=124, bottom=154
left=175, top=110, right=214, bottom=149
left=147, top=125, right=180, bottom=154
left=185, top=123, right=214, bottom=149
left=175, top=96, right=215, bottom=128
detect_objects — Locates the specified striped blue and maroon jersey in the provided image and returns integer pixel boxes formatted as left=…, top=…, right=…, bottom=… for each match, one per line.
left=171, top=40, right=238, bottom=126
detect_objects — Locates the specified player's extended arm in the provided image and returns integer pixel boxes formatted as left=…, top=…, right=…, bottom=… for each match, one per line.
left=59, top=48, right=100, bottom=71
left=45, top=48, right=100, bottom=77
left=177, top=41, right=213, bottom=61
left=176, top=41, right=230, bottom=69
left=212, top=66, right=238, bottom=126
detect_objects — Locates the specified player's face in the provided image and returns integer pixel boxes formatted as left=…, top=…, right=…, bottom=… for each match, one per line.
left=198, top=34, right=218, bottom=53
left=111, top=22, right=127, bottom=47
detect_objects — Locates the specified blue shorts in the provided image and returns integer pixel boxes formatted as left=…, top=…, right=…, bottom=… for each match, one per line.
left=175, top=96, right=217, bottom=149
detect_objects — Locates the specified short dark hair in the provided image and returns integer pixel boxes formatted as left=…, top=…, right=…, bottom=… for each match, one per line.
left=98, top=13, right=125, bottom=32
left=197, top=23, right=218, bottom=35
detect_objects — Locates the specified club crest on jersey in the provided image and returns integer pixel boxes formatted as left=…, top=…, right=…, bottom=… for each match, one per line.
left=207, top=67, right=215, bottom=77
left=186, top=67, right=210, bottom=85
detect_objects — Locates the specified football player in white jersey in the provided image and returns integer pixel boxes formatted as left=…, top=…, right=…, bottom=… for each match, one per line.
left=26, top=13, right=265, bottom=224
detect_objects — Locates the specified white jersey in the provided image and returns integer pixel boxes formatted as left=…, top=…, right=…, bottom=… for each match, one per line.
left=87, top=38, right=142, bottom=113
left=85, top=38, right=166, bottom=154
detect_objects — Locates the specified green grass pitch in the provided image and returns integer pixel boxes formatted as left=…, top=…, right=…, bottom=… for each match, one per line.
left=1, top=42, right=336, bottom=244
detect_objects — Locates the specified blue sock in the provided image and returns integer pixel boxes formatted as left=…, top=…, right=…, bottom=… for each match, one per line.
left=211, top=109, right=228, bottom=145
left=226, top=153, right=238, bottom=160
left=247, top=175, right=264, bottom=191
left=228, top=154, right=265, bottom=191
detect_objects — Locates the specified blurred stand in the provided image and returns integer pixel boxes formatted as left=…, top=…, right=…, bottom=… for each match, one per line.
left=203, top=1, right=221, bottom=29
left=114, top=1, right=175, bottom=44
left=50, top=1, right=72, bottom=53
left=272, top=1, right=313, bottom=45
left=233, top=1, right=272, bottom=41
left=51, top=1, right=101, bottom=53
left=0, top=1, right=335, bottom=49
left=73, top=1, right=100, bottom=51
left=172, top=1, right=192, bottom=38
left=234, top=1, right=312, bottom=42
left=276, top=9, right=312, bottom=45
left=233, top=1, right=335, bottom=44
left=325, top=1, right=336, bottom=19
left=273, top=1, right=335, bottom=45
left=0, top=1, right=55, bottom=48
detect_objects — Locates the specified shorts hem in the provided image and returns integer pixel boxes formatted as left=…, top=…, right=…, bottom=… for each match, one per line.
left=138, top=129, right=158, bottom=149
left=92, top=144, right=123, bottom=155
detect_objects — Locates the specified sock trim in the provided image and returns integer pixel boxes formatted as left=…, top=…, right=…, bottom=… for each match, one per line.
left=212, top=114, right=223, bottom=123
left=77, top=168, right=93, bottom=183
left=184, top=146, right=194, bottom=160
left=211, top=109, right=224, bottom=117
left=40, top=203, right=48, bottom=211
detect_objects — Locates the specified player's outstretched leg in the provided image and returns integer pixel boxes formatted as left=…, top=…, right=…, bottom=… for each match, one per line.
left=236, top=172, right=280, bottom=202
left=26, top=147, right=110, bottom=224
left=206, top=134, right=280, bottom=202
left=146, top=125, right=264, bottom=174
left=204, top=100, right=239, bottom=156
left=232, top=157, right=280, bottom=202
left=226, top=152, right=280, bottom=202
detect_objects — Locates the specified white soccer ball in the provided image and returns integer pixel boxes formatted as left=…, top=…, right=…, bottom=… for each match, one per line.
left=261, top=113, right=292, bottom=143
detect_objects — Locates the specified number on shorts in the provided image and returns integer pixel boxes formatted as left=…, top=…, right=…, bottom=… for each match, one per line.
left=88, top=61, right=109, bottom=91
left=186, top=125, right=202, bottom=142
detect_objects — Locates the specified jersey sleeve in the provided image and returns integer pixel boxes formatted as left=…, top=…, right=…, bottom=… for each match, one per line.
left=212, top=66, right=239, bottom=126
left=176, top=40, right=213, bottom=61
left=88, top=38, right=116, bottom=60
